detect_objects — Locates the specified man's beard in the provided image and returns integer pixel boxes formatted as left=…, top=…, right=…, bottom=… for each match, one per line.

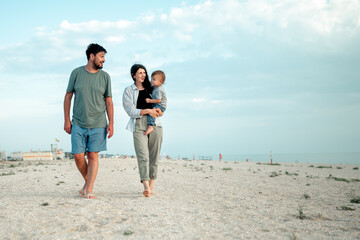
left=94, top=62, right=103, bottom=70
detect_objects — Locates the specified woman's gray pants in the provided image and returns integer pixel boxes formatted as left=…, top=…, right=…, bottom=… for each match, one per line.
left=133, top=116, right=163, bottom=181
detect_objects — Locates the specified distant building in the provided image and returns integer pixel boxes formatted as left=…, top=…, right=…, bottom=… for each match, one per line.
left=10, top=149, right=65, bottom=161
left=10, top=152, right=24, bottom=161
left=64, top=152, right=73, bottom=159
left=11, top=151, right=54, bottom=161
left=0, top=151, right=7, bottom=161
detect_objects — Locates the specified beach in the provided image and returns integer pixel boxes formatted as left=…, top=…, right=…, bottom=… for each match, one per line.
left=0, top=158, right=359, bottom=239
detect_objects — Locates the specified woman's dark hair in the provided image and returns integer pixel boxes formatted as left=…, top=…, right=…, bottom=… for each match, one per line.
left=130, top=64, right=153, bottom=94
left=86, top=43, right=107, bottom=60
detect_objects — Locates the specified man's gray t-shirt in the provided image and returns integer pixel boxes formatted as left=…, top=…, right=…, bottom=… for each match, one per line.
left=66, top=66, right=112, bottom=128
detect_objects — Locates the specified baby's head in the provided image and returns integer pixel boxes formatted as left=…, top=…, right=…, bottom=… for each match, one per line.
left=151, top=70, right=166, bottom=87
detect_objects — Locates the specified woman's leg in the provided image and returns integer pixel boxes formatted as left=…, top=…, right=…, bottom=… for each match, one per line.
left=149, top=179, right=155, bottom=194
left=133, top=131, right=150, bottom=181
left=148, top=125, right=163, bottom=193
left=133, top=118, right=152, bottom=196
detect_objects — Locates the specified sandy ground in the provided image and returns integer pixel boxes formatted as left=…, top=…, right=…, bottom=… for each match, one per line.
left=0, top=158, right=359, bottom=240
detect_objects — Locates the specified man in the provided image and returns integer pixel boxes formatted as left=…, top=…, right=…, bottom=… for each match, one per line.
left=63, top=43, right=114, bottom=199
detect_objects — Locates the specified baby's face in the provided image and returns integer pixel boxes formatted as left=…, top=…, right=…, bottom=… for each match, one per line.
left=151, top=75, right=163, bottom=87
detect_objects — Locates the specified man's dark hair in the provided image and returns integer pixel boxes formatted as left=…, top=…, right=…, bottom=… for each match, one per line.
left=86, top=43, right=107, bottom=60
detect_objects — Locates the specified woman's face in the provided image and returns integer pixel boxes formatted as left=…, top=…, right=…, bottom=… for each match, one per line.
left=133, top=68, right=146, bottom=84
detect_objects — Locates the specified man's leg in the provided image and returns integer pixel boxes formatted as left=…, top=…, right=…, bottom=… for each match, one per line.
left=85, top=151, right=99, bottom=199
left=73, top=153, right=87, bottom=195
left=85, top=127, right=106, bottom=199
left=71, top=124, right=88, bottom=195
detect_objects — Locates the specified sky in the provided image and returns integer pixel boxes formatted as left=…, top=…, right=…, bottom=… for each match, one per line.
left=0, top=0, right=359, bottom=159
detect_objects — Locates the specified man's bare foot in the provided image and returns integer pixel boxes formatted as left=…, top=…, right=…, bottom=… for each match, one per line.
left=79, top=184, right=86, bottom=196
left=144, top=126, right=154, bottom=135
left=86, top=193, right=96, bottom=199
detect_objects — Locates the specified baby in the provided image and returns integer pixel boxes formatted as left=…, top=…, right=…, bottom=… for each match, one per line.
left=144, top=70, right=167, bottom=135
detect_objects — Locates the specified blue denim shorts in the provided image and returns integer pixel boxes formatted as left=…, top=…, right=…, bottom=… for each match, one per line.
left=71, top=124, right=107, bottom=154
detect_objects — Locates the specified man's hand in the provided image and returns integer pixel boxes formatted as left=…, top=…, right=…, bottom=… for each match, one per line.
left=107, top=124, right=114, bottom=138
left=145, top=98, right=151, bottom=103
left=64, top=120, right=72, bottom=134
left=63, top=92, right=73, bottom=134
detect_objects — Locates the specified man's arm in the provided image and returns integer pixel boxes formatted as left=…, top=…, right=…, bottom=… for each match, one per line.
left=105, top=97, right=114, bottom=138
left=63, top=92, right=73, bottom=134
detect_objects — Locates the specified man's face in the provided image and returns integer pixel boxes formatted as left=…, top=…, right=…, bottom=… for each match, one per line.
left=93, top=51, right=106, bottom=69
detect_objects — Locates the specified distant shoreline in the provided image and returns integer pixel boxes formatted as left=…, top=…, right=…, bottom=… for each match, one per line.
left=173, top=152, right=360, bottom=165
left=2, top=151, right=359, bottom=165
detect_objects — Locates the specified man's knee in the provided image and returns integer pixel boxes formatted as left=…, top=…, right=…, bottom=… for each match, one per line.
left=87, top=152, right=99, bottom=161
left=73, top=153, right=85, bottom=161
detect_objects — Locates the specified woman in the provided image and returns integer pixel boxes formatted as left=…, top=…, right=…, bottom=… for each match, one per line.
left=122, top=64, right=163, bottom=197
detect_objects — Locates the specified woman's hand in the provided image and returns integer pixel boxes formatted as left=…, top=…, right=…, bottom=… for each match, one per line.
left=140, top=108, right=162, bottom=118
left=155, top=108, right=163, bottom=117
left=148, top=109, right=159, bottom=118
left=145, top=98, right=151, bottom=103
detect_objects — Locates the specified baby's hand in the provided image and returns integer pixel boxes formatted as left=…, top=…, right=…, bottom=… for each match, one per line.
left=145, top=98, right=151, bottom=103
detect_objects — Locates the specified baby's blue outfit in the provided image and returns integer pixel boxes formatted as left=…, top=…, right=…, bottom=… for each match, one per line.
left=148, top=85, right=167, bottom=126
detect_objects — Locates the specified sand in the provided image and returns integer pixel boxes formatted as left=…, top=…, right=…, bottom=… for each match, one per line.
left=0, top=158, right=359, bottom=239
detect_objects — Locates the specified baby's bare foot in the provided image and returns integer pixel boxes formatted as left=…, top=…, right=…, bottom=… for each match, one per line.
left=144, top=126, right=154, bottom=135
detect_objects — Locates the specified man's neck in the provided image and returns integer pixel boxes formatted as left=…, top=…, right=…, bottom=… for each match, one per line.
left=84, top=63, right=100, bottom=73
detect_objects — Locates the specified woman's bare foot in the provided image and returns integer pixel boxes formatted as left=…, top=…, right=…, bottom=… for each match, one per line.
left=144, top=126, right=154, bottom=135
left=142, top=180, right=151, bottom=197
left=149, top=179, right=155, bottom=194
left=143, top=189, right=151, bottom=197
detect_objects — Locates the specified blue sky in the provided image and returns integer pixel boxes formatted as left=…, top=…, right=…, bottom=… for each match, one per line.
left=0, top=0, right=359, bottom=158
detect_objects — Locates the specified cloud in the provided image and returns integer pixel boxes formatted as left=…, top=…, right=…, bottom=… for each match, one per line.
left=106, top=36, right=126, bottom=43
left=60, top=20, right=133, bottom=32
left=141, top=14, right=155, bottom=23
left=1, top=0, right=359, bottom=77
left=192, top=98, right=206, bottom=103
left=174, top=32, right=192, bottom=41
left=164, top=0, right=360, bottom=50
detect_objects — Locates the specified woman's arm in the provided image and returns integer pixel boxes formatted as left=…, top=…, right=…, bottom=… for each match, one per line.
left=123, top=86, right=160, bottom=118
left=122, top=87, right=142, bottom=118
left=140, top=108, right=159, bottom=118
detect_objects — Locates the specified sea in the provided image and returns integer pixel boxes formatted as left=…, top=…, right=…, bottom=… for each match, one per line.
left=184, top=152, right=360, bottom=165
